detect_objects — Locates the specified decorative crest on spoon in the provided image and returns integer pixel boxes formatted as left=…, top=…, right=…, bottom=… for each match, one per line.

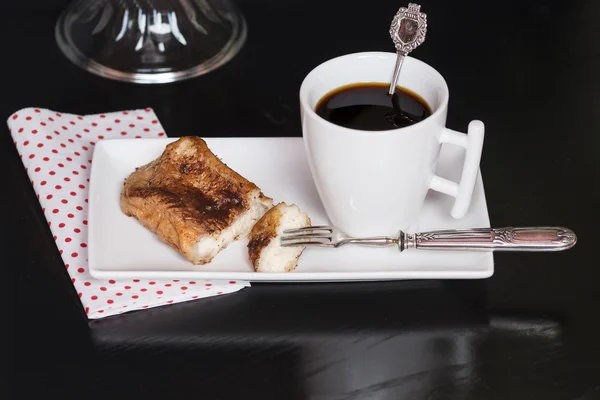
left=389, top=3, right=427, bottom=54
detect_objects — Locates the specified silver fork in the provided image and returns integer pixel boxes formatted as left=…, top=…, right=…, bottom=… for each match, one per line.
left=280, top=226, right=577, bottom=252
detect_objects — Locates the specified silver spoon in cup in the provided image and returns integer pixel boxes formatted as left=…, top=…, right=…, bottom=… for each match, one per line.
left=388, top=3, right=428, bottom=95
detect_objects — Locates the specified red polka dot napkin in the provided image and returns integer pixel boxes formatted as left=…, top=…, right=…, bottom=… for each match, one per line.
left=7, top=107, right=250, bottom=319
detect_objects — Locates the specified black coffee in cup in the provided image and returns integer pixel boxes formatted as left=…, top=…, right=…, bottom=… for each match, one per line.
left=315, top=82, right=431, bottom=131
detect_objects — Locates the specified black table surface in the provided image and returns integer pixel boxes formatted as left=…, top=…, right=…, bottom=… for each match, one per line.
left=5, top=0, right=599, bottom=398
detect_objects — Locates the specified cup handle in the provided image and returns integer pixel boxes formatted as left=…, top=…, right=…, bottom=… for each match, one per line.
left=429, top=120, right=485, bottom=219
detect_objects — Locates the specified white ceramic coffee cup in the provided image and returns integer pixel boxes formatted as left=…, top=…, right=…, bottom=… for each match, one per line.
left=299, top=52, right=485, bottom=236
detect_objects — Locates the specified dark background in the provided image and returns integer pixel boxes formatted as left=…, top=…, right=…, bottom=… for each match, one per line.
left=4, top=0, right=599, bottom=398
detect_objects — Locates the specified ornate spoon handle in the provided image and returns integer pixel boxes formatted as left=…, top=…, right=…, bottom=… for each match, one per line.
left=399, top=227, right=577, bottom=252
left=388, top=3, right=428, bottom=95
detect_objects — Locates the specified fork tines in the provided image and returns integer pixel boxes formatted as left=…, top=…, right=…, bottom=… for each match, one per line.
left=280, top=225, right=334, bottom=247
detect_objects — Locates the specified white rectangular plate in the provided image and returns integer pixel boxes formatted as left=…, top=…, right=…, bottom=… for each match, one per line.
left=88, top=137, right=493, bottom=281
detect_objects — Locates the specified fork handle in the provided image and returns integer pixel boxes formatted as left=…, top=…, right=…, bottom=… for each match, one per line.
left=400, top=227, right=577, bottom=252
